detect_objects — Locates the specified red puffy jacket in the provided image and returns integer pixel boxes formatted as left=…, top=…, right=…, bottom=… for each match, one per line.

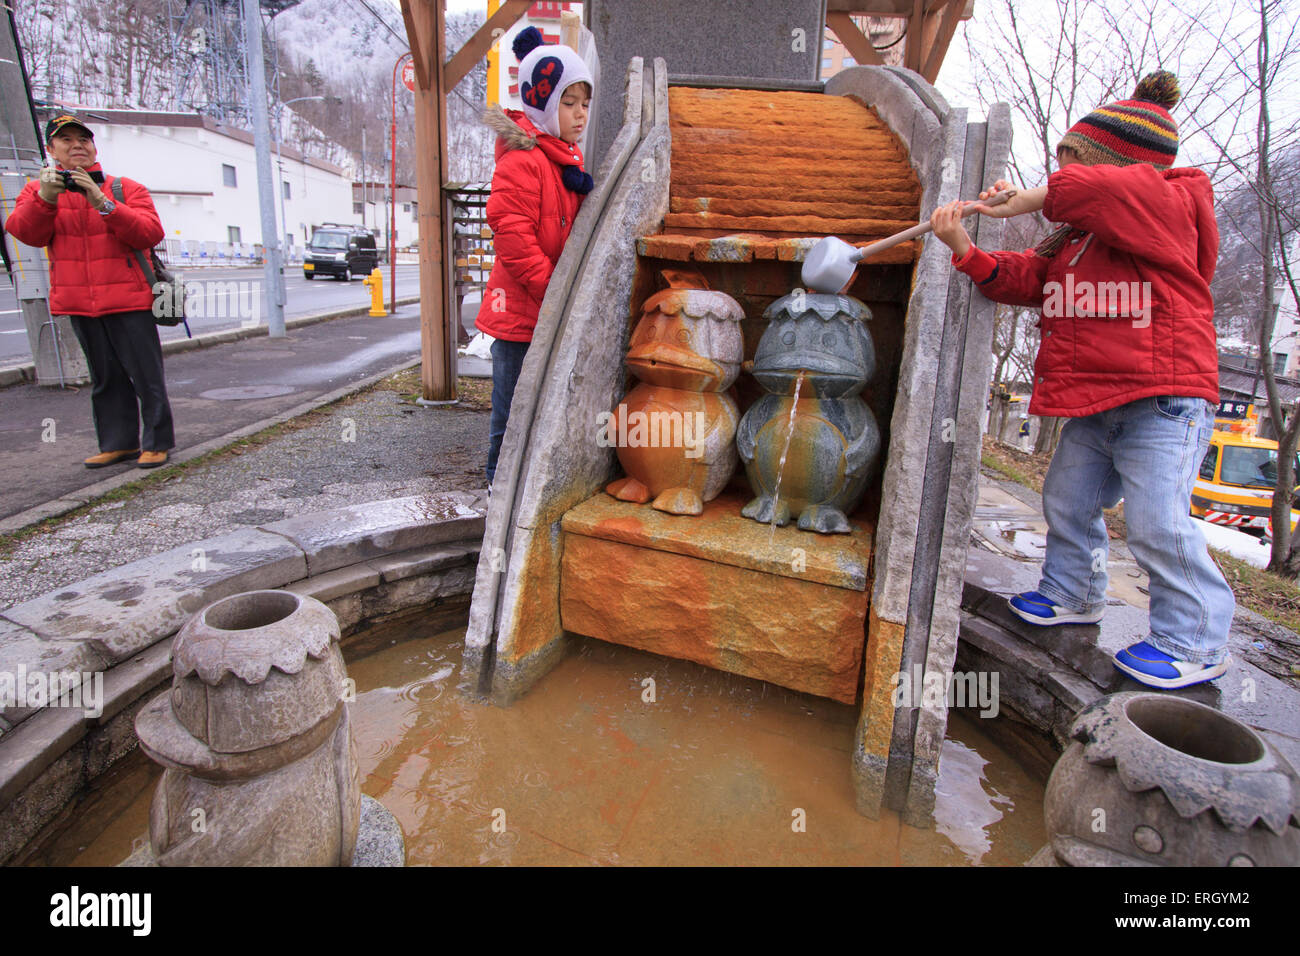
left=478, top=107, right=585, bottom=342
left=5, top=162, right=164, bottom=318
left=954, top=163, right=1219, bottom=418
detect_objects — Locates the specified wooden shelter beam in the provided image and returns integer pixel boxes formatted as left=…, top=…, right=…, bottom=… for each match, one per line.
left=826, top=13, right=886, bottom=68
left=826, top=0, right=971, bottom=16
left=921, top=0, right=965, bottom=84
left=827, top=0, right=970, bottom=78
left=904, top=0, right=925, bottom=73
left=445, top=0, right=530, bottom=90
left=400, top=0, right=430, bottom=91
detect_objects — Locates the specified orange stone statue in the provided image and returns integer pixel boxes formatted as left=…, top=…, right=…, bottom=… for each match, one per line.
left=604, top=270, right=744, bottom=515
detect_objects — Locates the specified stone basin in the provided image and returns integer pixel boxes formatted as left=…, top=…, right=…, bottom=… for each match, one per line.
left=57, top=622, right=1047, bottom=867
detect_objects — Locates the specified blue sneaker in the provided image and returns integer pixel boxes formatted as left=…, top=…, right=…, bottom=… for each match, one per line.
left=1008, top=590, right=1104, bottom=626
left=1113, top=641, right=1229, bottom=689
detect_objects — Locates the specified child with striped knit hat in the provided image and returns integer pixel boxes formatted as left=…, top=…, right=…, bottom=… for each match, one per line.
left=930, top=71, right=1234, bottom=689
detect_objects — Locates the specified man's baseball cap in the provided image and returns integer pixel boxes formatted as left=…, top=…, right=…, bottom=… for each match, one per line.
left=44, top=113, right=94, bottom=142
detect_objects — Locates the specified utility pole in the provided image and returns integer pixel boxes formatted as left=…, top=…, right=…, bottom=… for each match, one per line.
left=275, top=135, right=288, bottom=306
left=361, top=126, right=368, bottom=230
left=273, top=96, right=329, bottom=303
left=1, top=5, right=87, bottom=385
left=242, top=0, right=285, bottom=336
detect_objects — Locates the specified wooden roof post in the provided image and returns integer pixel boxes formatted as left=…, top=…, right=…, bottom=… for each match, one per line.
left=904, top=0, right=925, bottom=73
left=401, top=0, right=453, bottom=402
left=920, top=0, right=966, bottom=84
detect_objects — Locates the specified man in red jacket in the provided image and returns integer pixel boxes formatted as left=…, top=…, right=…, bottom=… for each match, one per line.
left=6, top=113, right=174, bottom=469
left=931, top=73, right=1234, bottom=689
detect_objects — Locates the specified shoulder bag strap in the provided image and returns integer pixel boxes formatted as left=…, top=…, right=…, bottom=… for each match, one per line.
left=111, top=178, right=157, bottom=287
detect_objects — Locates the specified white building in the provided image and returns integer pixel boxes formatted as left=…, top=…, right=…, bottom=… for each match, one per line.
left=352, top=181, right=420, bottom=251
left=79, top=108, right=357, bottom=266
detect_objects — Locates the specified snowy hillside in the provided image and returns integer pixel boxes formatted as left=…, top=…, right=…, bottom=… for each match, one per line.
left=13, top=0, right=494, bottom=182
left=272, top=0, right=409, bottom=88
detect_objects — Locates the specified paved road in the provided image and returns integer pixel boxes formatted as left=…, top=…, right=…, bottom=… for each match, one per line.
left=0, top=265, right=425, bottom=364
left=0, top=293, right=484, bottom=524
left=0, top=309, right=422, bottom=521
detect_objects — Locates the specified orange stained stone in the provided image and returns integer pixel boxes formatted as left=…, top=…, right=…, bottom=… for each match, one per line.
left=608, top=387, right=739, bottom=508
left=665, top=87, right=920, bottom=233
left=499, top=524, right=565, bottom=664
left=560, top=534, right=867, bottom=703
left=563, top=490, right=871, bottom=590
left=638, top=87, right=923, bottom=268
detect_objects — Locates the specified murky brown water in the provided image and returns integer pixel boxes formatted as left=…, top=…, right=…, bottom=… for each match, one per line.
left=61, top=625, right=1044, bottom=867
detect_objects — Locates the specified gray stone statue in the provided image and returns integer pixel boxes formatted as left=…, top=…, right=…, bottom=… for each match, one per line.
left=135, top=590, right=361, bottom=866
left=737, top=290, right=881, bottom=533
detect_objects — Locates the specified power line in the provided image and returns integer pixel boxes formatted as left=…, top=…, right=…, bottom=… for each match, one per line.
left=351, top=0, right=409, bottom=50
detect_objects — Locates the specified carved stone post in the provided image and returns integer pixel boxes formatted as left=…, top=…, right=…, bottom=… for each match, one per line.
left=135, top=590, right=361, bottom=866
left=1040, top=692, right=1299, bottom=866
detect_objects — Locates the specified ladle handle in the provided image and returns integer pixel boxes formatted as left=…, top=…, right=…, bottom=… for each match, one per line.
left=850, top=188, right=1018, bottom=264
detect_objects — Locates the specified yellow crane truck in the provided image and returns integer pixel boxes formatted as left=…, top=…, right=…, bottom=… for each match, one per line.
left=1191, top=405, right=1300, bottom=538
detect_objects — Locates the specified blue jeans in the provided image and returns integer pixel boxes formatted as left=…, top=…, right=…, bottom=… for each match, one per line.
left=1037, top=396, right=1234, bottom=664
left=486, top=338, right=530, bottom=486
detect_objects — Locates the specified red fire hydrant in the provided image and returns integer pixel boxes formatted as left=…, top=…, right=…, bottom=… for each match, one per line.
left=363, top=268, right=387, bottom=317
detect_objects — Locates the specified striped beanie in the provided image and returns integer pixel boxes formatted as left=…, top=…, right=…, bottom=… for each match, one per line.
left=1057, top=71, right=1181, bottom=169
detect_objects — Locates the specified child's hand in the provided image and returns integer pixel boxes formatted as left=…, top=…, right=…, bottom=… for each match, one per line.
left=978, top=179, right=1016, bottom=202
left=930, top=200, right=972, bottom=258
left=969, top=179, right=1046, bottom=218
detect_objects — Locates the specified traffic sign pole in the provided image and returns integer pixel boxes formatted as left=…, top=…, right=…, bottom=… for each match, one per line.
left=391, top=51, right=413, bottom=313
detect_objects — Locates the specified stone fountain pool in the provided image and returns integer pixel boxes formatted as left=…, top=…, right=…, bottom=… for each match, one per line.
left=46, top=621, right=1044, bottom=867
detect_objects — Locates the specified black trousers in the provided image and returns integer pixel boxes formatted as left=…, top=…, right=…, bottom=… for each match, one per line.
left=69, top=310, right=175, bottom=453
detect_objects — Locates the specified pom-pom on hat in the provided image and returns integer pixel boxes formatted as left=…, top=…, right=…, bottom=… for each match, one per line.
left=512, top=25, right=593, bottom=140
left=1057, top=71, right=1181, bottom=170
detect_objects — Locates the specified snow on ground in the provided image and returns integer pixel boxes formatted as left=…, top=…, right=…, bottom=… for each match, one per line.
left=1195, top=516, right=1272, bottom=569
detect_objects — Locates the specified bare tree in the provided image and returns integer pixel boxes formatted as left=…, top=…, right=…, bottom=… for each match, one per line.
left=963, top=0, right=1104, bottom=454
left=274, top=9, right=492, bottom=187
left=14, top=0, right=175, bottom=108
left=1206, top=0, right=1300, bottom=574
left=444, top=10, right=494, bottom=183
left=13, top=1, right=494, bottom=192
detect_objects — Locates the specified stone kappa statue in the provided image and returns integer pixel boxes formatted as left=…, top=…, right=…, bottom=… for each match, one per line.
left=737, top=290, right=880, bottom=534
left=605, top=269, right=745, bottom=515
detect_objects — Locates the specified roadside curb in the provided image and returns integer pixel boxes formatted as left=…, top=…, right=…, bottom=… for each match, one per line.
left=0, top=355, right=425, bottom=537
left=0, top=296, right=423, bottom=388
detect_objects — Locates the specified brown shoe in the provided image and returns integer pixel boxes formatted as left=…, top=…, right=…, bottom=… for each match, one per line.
left=135, top=451, right=168, bottom=469
left=84, top=449, right=140, bottom=469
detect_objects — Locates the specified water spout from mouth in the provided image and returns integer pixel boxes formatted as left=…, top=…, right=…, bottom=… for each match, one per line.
left=769, top=369, right=805, bottom=544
